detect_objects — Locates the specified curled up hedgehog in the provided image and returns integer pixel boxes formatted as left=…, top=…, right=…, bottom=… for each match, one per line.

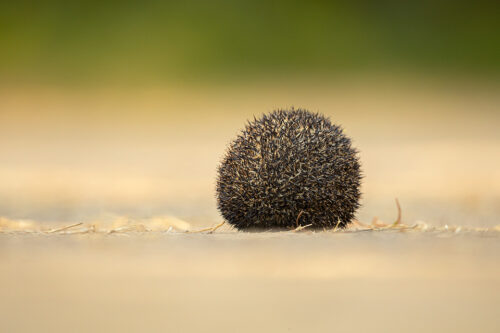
left=216, top=108, right=362, bottom=231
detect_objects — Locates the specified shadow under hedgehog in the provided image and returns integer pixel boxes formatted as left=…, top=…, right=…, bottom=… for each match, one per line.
left=216, top=108, right=362, bottom=231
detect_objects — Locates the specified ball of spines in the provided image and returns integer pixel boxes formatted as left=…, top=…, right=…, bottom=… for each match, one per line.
left=216, top=108, right=362, bottom=231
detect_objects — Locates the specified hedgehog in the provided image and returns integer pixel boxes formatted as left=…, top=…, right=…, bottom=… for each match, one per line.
left=216, top=108, right=362, bottom=231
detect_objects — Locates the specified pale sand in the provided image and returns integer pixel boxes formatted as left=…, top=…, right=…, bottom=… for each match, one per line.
left=1, top=79, right=499, bottom=226
left=0, top=79, right=499, bottom=332
left=0, top=230, right=499, bottom=332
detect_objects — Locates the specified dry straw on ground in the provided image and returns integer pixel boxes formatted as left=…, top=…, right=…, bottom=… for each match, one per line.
left=1, top=216, right=499, bottom=236
left=1, top=199, right=498, bottom=235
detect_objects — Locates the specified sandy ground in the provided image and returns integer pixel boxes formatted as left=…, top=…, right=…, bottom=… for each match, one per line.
left=1, top=78, right=499, bottom=227
left=1, top=78, right=499, bottom=332
left=0, top=229, right=499, bottom=333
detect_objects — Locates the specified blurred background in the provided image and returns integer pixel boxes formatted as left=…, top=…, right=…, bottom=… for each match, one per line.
left=1, top=0, right=499, bottom=227
left=1, top=2, right=500, bottom=332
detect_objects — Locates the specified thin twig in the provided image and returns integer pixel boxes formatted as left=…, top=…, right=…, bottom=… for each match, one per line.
left=47, top=222, right=83, bottom=233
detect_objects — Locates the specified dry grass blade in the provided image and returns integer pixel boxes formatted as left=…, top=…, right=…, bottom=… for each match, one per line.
left=292, top=223, right=312, bottom=232
left=108, top=224, right=147, bottom=234
left=392, top=198, right=402, bottom=227
left=371, top=217, right=388, bottom=228
left=351, top=219, right=368, bottom=227
left=295, top=210, right=304, bottom=227
left=208, top=221, right=226, bottom=234
left=46, top=222, right=83, bottom=233
left=333, top=219, right=342, bottom=232
left=187, top=221, right=226, bottom=234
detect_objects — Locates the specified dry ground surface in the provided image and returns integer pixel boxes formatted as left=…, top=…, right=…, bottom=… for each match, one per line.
left=1, top=78, right=499, bottom=227
left=1, top=221, right=499, bottom=332
left=1, top=78, right=499, bottom=332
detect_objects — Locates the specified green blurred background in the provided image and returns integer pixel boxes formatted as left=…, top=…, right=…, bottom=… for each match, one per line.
left=1, top=5, right=500, bottom=332
left=1, top=0, right=499, bottom=84
left=0, top=1, right=499, bottom=227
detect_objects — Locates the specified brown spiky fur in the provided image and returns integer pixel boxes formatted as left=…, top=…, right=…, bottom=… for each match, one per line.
left=216, top=108, right=362, bottom=231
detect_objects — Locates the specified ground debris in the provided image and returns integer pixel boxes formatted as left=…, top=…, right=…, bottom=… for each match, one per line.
left=0, top=215, right=499, bottom=236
